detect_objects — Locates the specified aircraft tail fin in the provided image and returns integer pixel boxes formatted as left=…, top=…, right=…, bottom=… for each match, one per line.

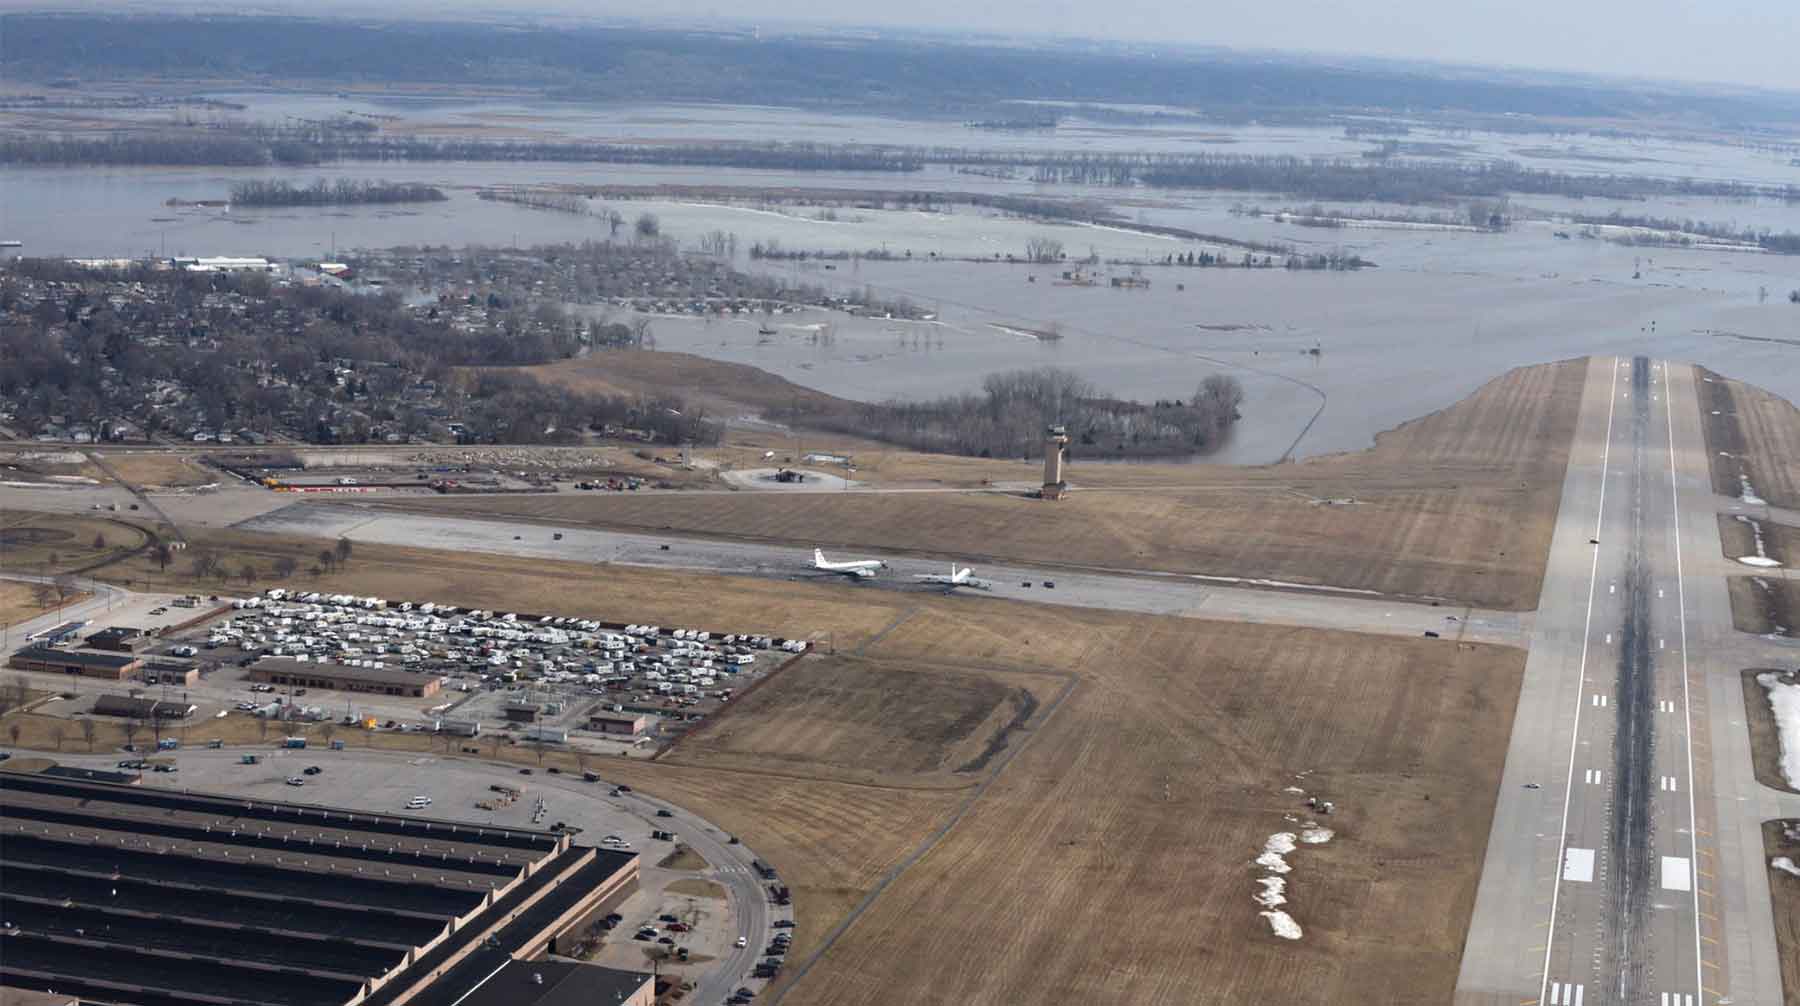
left=814, top=548, right=827, bottom=566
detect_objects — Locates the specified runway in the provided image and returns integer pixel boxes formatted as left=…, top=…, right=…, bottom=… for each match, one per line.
left=1457, top=356, right=1784, bottom=1006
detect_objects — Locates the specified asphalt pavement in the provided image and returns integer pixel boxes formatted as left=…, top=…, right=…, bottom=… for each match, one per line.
left=1457, top=357, right=1786, bottom=1006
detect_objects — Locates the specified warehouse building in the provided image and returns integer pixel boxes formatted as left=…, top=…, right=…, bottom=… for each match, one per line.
left=588, top=712, right=648, bottom=737
left=90, top=694, right=196, bottom=720
left=249, top=657, right=443, bottom=698
left=7, top=646, right=140, bottom=680
left=0, top=773, right=646, bottom=1006
left=140, top=656, right=200, bottom=687
left=84, top=626, right=150, bottom=653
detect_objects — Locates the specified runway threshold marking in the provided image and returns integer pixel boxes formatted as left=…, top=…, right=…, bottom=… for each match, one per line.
left=1549, top=981, right=1584, bottom=1006
left=1564, top=847, right=1596, bottom=882
left=1662, top=856, right=1693, bottom=891
left=1539, top=357, right=1619, bottom=1006
left=1592, top=694, right=1609, bottom=707
left=1584, top=769, right=1604, bottom=785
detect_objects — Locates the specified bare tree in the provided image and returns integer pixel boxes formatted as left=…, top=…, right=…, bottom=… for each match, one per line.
left=31, top=581, right=58, bottom=609
left=92, top=532, right=107, bottom=550
left=487, top=732, right=504, bottom=760
left=607, top=209, right=624, bottom=237
left=574, top=747, right=589, bottom=776
left=634, top=212, right=660, bottom=240
left=319, top=721, right=337, bottom=747
left=273, top=555, right=298, bottom=579
left=629, top=317, right=653, bottom=349
left=5, top=674, right=28, bottom=712
left=256, top=715, right=271, bottom=742
left=152, top=541, right=173, bottom=572
left=49, top=721, right=66, bottom=751
left=237, top=562, right=258, bottom=585
left=6, top=722, right=20, bottom=748
left=530, top=738, right=549, bottom=766
left=1025, top=236, right=1065, bottom=263
left=121, top=717, right=140, bottom=751
left=189, top=550, right=219, bottom=580
left=318, top=548, right=336, bottom=574
left=333, top=538, right=353, bottom=566
left=79, top=717, right=98, bottom=751
left=1194, top=374, right=1247, bottom=432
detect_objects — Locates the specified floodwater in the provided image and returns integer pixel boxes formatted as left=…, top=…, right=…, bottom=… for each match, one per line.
left=3, top=98, right=1798, bottom=463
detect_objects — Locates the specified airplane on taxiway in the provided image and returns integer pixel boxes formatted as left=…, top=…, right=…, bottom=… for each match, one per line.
left=811, top=548, right=886, bottom=579
left=916, top=563, right=993, bottom=591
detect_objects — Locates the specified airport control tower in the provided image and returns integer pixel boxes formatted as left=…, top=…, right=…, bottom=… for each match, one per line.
left=1041, top=425, right=1070, bottom=500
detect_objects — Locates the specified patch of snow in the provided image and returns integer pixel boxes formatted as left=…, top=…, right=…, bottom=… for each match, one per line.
left=1260, top=910, right=1303, bottom=939
left=1254, top=876, right=1287, bottom=908
left=1263, top=832, right=1297, bottom=855
left=1283, top=786, right=1306, bottom=794
left=1741, top=473, right=1766, bottom=507
left=1774, top=857, right=1800, bottom=878
left=1740, top=557, right=1783, bottom=567
left=1758, top=673, right=1800, bottom=788
left=1300, top=827, right=1335, bottom=844
left=1256, top=851, right=1291, bottom=873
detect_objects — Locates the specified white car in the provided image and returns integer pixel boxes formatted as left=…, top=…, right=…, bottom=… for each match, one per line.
left=285, top=776, right=305, bottom=786
left=735, top=936, right=748, bottom=948
left=407, top=796, right=432, bottom=808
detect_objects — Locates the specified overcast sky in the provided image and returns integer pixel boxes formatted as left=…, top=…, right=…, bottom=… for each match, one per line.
left=657, top=0, right=1798, bottom=91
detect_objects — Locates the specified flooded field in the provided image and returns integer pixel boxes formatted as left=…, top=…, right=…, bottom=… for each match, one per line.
left=3, top=97, right=1798, bottom=462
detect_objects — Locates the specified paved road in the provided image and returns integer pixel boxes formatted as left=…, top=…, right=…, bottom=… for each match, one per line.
left=231, top=501, right=1528, bottom=647
left=1458, top=357, right=1785, bottom=1006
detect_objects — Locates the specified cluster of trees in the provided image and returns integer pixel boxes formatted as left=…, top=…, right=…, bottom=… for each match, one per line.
left=796, top=366, right=1244, bottom=459
left=1566, top=210, right=1800, bottom=254
left=455, top=370, right=721, bottom=447
left=0, top=125, right=924, bottom=172
left=229, top=179, right=446, bottom=207
left=476, top=188, right=592, bottom=215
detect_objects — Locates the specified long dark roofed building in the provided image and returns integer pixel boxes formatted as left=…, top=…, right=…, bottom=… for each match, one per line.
left=0, top=773, right=646, bottom=1006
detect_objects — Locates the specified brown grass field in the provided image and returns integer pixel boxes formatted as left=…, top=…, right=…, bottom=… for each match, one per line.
left=1763, top=821, right=1800, bottom=1005
left=791, top=610, right=1523, bottom=1006
left=663, top=654, right=1065, bottom=786
left=1740, top=669, right=1798, bottom=794
left=95, top=452, right=218, bottom=488
left=1698, top=369, right=1800, bottom=510
left=0, top=509, right=150, bottom=574
left=396, top=359, right=1587, bottom=610
left=510, top=350, right=855, bottom=422
left=0, top=581, right=79, bottom=628
left=1729, top=576, right=1797, bottom=637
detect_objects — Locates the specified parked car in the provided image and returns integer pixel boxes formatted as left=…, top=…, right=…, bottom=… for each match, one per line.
left=285, top=776, right=305, bottom=786
left=735, top=936, right=748, bottom=948
left=655, top=809, right=673, bottom=818
left=659, top=914, right=679, bottom=923
left=772, top=920, right=796, bottom=929
left=303, top=766, right=322, bottom=775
